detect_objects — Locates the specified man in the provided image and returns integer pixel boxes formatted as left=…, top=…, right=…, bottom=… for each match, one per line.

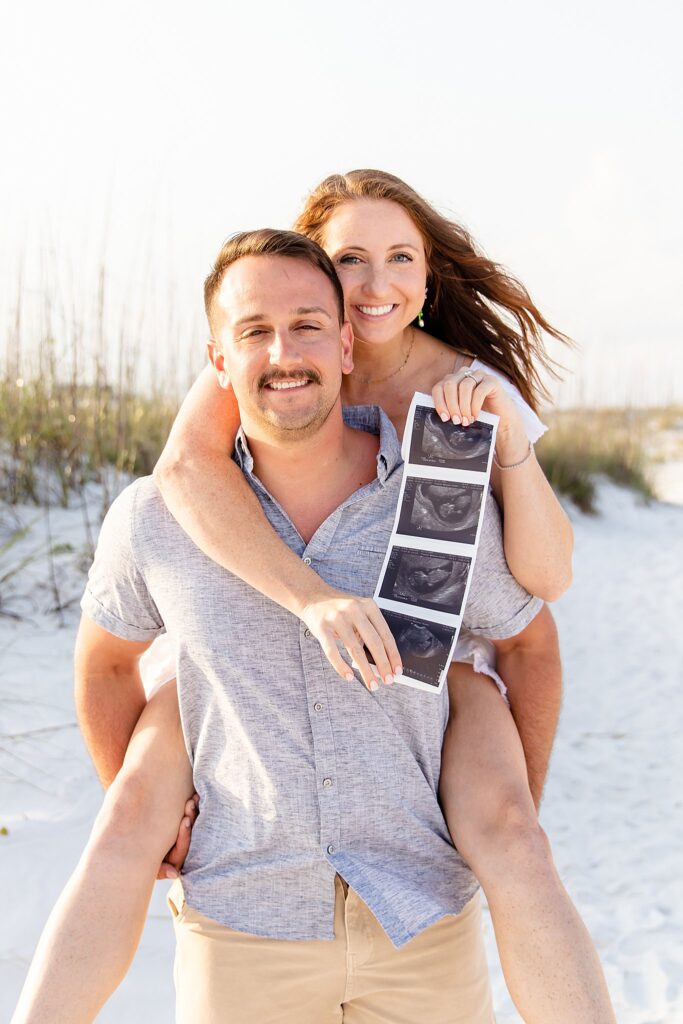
left=14, top=229, right=556, bottom=1024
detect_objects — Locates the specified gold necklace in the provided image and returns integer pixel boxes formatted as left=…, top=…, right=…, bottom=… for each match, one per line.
left=356, top=328, right=416, bottom=386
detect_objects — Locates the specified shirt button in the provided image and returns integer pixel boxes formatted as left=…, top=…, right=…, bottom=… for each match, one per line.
left=303, top=556, right=312, bottom=565
left=304, top=629, right=312, bottom=639
left=327, top=844, right=335, bottom=855
left=313, top=702, right=323, bottom=712
left=322, top=777, right=333, bottom=788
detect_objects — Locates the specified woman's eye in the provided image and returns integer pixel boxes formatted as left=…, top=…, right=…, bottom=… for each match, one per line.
left=338, top=254, right=361, bottom=265
left=391, top=253, right=412, bottom=263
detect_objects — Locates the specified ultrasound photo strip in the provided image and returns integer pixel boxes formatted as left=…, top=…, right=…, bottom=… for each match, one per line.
left=378, top=546, right=471, bottom=616
left=377, top=610, right=458, bottom=690
left=407, top=406, right=495, bottom=473
left=374, top=393, right=499, bottom=694
left=397, top=479, right=484, bottom=545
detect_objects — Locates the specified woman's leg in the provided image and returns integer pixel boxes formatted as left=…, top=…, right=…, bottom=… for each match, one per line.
left=441, top=663, right=615, bottom=1024
left=12, top=679, right=193, bottom=1024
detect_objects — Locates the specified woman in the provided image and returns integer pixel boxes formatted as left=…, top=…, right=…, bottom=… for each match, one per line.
left=14, top=171, right=615, bottom=1023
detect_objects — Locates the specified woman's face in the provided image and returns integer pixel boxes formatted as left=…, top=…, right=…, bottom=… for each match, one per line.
left=320, top=198, right=428, bottom=347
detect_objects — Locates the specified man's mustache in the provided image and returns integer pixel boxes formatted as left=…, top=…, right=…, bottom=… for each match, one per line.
left=258, top=369, right=322, bottom=390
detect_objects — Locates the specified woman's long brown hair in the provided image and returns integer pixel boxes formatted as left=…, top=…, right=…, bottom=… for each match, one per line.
left=294, top=169, right=570, bottom=413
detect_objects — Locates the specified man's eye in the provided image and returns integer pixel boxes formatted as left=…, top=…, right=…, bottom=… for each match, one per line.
left=242, top=329, right=267, bottom=339
left=297, top=323, right=320, bottom=332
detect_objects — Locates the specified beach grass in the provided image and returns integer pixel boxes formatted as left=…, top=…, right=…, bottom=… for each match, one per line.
left=0, top=372, right=178, bottom=508
left=1, top=275, right=675, bottom=514
left=535, top=407, right=663, bottom=513
left=1, top=363, right=671, bottom=514
left=1, top=261, right=199, bottom=510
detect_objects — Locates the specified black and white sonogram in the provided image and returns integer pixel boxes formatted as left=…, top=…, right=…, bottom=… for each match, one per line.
left=409, top=408, right=494, bottom=472
left=379, top=547, right=470, bottom=615
left=398, top=479, right=483, bottom=544
left=382, top=610, right=456, bottom=688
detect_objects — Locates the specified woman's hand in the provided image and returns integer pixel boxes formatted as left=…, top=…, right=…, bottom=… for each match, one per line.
left=158, top=794, right=200, bottom=880
left=300, top=589, right=402, bottom=691
left=431, top=366, right=524, bottom=444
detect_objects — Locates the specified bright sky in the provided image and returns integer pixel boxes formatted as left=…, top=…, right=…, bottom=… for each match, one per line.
left=1, top=0, right=681, bottom=406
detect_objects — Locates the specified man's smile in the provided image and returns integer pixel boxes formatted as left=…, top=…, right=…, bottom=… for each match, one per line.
left=258, top=368, right=322, bottom=393
left=265, top=379, right=312, bottom=391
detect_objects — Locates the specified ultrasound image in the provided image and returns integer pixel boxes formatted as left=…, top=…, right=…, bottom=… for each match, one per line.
left=398, top=479, right=483, bottom=544
left=379, top=546, right=470, bottom=615
left=382, top=610, right=456, bottom=688
left=409, top=408, right=493, bottom=472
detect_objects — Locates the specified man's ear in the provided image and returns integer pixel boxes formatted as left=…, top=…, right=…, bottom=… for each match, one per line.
left=340, top=321, right=354, bottom=376
left=207, top=341, right=230, bottom=389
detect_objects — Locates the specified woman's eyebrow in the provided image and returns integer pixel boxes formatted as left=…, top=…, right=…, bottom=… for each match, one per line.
left=333, top=244, right=420, bottom=253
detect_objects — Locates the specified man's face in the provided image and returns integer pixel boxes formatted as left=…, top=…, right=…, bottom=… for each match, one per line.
left=209, top=255, right=353, bottom=440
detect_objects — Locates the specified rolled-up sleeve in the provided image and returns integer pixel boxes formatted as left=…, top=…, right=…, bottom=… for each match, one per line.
left=463, top=490, right=543, bottom=640
left=80, top=480, right=165, bottom=642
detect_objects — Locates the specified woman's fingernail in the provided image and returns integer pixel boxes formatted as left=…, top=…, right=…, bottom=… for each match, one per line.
left=369, top=679, right=379, bottom=691
left=394, top=666, right=403, bottom=676
left=183, top=818, right=191, bottom=829
left=452, top=415, right=460, bottom=425
left=385, top=674, right=394, bottom=685
left=462, top=416, right=469, bottom=426
left=440, top=411, right=449, bottom=421
left=345, top=672, right=354, bottom=682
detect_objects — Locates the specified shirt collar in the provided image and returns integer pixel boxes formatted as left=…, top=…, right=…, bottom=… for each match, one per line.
left=234, top=404, right=403, bottom=486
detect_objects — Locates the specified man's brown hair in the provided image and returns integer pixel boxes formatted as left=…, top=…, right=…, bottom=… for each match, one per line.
left=204, top=228, right=345, bottom=330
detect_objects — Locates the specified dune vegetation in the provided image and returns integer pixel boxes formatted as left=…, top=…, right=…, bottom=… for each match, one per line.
left=1, top=295, right=676, bottom=514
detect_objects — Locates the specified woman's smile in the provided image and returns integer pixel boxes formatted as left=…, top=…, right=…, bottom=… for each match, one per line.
left=354, top=303, right=398, bottom=322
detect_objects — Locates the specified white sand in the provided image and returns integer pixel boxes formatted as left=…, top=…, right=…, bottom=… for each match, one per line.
left=1, top=478, right=682, bottom=1023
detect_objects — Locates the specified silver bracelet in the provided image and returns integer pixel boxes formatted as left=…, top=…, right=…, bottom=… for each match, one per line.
left=493, top=440, right=534, bottom=470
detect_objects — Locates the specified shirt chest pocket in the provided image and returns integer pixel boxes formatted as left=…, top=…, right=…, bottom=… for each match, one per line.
left=313, top=546, right=386, bottom=597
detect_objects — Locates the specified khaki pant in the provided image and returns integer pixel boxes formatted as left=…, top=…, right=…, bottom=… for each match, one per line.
left=168, top=876, right=494, bottom=1023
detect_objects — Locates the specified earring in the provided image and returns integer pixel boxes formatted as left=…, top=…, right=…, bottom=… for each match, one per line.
left=417, top=286, right=428, bottom=328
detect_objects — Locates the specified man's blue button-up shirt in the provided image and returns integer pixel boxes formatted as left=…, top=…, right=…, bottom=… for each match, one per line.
left=82, top=405, right=541, bottom=947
